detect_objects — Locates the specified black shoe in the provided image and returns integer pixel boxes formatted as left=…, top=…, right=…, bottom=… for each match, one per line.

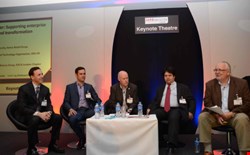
left=168, top=147, right=175, bottom=154
left=27, top=147, right=39, bottom=155
left=77, top=139, right=85, bottom=150
left=48, top=144, right=65, bottom=153
left=167, top=143, right=176, bottom=154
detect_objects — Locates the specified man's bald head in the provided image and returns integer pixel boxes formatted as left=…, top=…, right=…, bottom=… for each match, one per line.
left=118, top=70, right=129, bottom=88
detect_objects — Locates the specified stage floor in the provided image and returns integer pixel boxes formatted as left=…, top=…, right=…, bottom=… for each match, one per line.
left=0, top=132, right=239, bottom=155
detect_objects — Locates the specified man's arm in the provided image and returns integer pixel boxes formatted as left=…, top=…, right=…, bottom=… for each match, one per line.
left=203, top=82, right=215, bottom=108
left=89, top=85, right=102, bottom=103
left=62, top=85, right=73, bottom=111
left=231, top=80, right=250, bottom=114
left=44, top=86, right=53, bottom=112
left=127, top=85, right=139, bottom=111
left=183, top=85, right=196, bottom=115
left=148, top=87, right=162, bottom=112
left=17, top=86, right=36, bottom=115
left=203, top=82, right=228, bottom=124
left=183, top=85, right=196, bottom=120
left=108, top=86, right=118, bottom=108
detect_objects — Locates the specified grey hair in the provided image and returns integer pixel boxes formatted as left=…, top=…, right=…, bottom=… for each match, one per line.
left=222, top=61, right=231, bottom=73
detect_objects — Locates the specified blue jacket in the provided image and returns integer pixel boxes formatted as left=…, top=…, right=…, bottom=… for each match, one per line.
left=62, top=82, right=101, bottom=111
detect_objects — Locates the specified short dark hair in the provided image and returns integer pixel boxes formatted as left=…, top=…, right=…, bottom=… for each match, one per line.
left=163, top=66, right=176, bottom=76
left=75, top=66, right=85, bottom=74
left=28, top=67, right=40, bottom=77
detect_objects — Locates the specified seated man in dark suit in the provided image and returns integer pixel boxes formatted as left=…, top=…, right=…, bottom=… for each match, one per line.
left=148, top=66, right=195, bottom=153
left=62, top=66, right=101, bottom=149
left=105, top=70, right=139, bottom=114
left=16, top=67, right=65, bottom=155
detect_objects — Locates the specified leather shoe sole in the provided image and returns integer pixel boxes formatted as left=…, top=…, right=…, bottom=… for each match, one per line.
left=204, top=151, right=214, bottom=155
left=27, top=148, right=39, bottom=155
left=48, top=145, right=65, bottom=153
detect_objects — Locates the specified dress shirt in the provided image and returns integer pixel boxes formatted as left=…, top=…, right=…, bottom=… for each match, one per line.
left=160, top=81, right=179, bottom=108
left=77, top=83, right=88, bottom=108
left=219, top=79, right=230, bottom=113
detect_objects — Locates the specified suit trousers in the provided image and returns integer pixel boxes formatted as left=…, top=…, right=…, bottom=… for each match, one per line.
left=198, top=112, right=250, bottom=151
left=27, top=113, right=62, bottom=148
left=68, top=107, right=94, bottom=140
left=151, top=107, right=182, bottom=146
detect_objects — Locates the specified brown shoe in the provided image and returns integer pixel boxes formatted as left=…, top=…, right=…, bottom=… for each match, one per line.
left=204, top=151, right=213, bottom=155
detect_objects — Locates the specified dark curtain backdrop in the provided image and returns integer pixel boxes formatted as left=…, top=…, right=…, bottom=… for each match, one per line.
left=112, top=8, right=203, bottom=127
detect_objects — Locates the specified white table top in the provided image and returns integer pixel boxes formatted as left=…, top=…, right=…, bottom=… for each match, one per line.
left=86, top=114, right=158, bottom=155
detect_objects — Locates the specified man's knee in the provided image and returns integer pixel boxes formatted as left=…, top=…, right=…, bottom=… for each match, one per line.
left=198, top=112, right=209, bottom=122
left=234, top=113, right=250, bottom=126
left=30, top=116, right=40, bottom=125
left=69, top=116, right=79, bottom=124
left=87, top=110, right=95, bottom=118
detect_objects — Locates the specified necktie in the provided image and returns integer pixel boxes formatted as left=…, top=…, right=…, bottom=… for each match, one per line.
left=35, top=86, right=40, bottom=99
left=122, top=89, right=127, bottom=109
left=164, top=84, right=171, bottom=112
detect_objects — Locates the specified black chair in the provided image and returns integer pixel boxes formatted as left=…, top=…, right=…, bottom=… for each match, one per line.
left=6, top=100, right=51, bottom=155
left=212, top=125, right=236, bottom=155
left=60, top=105, right=86, bottom=148
left=243, top=76, right=250, bottom=89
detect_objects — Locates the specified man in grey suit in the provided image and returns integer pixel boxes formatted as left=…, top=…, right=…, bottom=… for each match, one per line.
left=148, top=66, right=195, bottom=153
left=198, top=61, right=250, bottom=155
left=62, top=66, right=101, bottom=149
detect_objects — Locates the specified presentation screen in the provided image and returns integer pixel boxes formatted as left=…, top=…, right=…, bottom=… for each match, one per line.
left=0, top=18, right=52, bottom=95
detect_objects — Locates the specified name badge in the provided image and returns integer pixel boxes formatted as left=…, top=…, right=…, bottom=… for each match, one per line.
left=234, top=97, right=242, bottom=106
left=86, top=92, right=91, bottom=99
left=179, top=98, right=187, bottom=104
left=127, top=97, right=133, bottom=104
left=41, top=99, right=47, bottom=106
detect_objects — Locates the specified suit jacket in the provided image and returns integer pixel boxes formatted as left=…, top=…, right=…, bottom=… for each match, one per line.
left=107, top=82, right=139, bottom=110
left=62, top=82, right=101, bottom=112
left=16, top=81, right=53, bottom=122
left=204, top=76, right=250, bottom=118
left=149, top=82, right=196, bottom=121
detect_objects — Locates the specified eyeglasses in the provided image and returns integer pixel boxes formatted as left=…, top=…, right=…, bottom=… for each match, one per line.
left=213, top=69, right=227, bottom=72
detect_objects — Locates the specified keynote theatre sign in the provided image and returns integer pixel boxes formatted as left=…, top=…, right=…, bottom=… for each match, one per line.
left=135, top=15, right=179, bottom=34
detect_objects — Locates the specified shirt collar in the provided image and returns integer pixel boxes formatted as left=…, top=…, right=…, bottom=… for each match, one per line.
left=218, top=78, right=230, bottom=86
left=76, top=82, right=84, bottom=88
left=120, top=84, right=128, bottom=90
left=166, top=81, right=176, bottom=87
left=32, top=82, right=40, bottom=89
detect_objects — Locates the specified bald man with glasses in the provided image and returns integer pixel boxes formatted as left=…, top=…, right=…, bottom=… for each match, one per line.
left=198, top=61, right=250, bottom=155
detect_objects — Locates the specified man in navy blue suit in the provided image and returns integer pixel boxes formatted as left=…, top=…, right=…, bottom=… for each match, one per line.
left=62, top=66, right=101, bottom=149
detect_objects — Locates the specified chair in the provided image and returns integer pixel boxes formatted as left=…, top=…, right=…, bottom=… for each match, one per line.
left=6, top=100, right=51, bottom=155
left=243, top=76, right=250, bottom=89
left=60, top=105, right=86, bottom=148
left=212, top=125, right=236, bottom=155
